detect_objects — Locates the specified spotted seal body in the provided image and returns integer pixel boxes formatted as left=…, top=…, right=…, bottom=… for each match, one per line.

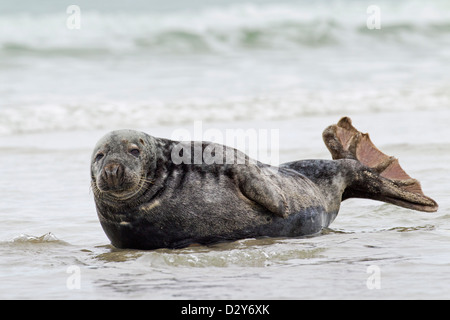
left=91, top=118, right=438, bottom=249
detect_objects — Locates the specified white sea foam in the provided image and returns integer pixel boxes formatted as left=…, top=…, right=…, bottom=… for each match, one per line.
left=0, top=86, right=447, bottom=135
left=0, top=0, right=449, bottom=134
left=8, top=232, right=64, bottom=244
left=1, top=0, right=450, bottom=301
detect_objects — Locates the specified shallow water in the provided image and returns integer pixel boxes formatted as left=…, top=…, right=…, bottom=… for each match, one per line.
left=1, top=112, right=449, bottom=300
left=1, top=0, right=450, bottom=300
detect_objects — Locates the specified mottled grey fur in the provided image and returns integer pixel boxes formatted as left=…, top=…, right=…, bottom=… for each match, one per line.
left=91, top=123, right=437, bottom=249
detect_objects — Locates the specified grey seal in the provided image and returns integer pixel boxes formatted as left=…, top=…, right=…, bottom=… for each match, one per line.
left=90, top=117, right=438, bottom=249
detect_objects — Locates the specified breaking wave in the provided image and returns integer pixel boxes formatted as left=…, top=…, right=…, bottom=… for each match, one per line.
left=1, top=1, right=449, bottom=134
left=5, top=232, right=69, bottom=245
left=0, top=87, right=448, bottom=135
left=1, top=2, right=450, bottom=56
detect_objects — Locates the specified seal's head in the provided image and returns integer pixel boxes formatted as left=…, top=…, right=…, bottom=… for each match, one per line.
left=91, top=130, right=152, bottom=204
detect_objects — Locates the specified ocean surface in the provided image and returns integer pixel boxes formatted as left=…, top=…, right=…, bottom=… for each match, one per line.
left=0, top=0, right=449, bottom=299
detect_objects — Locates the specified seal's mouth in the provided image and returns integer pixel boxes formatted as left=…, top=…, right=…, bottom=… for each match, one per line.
left=92, top=164, right=149, bottom=203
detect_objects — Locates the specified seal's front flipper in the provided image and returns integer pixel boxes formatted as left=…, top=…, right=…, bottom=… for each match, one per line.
left=233, top=166, right=289, bottom=218
left=323, top=117, right=438, bottom=212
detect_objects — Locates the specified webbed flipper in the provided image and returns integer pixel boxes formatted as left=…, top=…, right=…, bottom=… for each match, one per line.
left=323, top=117, right=438, bottom=212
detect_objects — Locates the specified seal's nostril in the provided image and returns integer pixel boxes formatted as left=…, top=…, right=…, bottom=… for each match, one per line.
left=104, top=163, right=119, bottom=174
left=103, top=163, right=124, bottom=188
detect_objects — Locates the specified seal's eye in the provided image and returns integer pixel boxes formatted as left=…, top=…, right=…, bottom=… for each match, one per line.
left=95, top=153, right=104, bottom=162
left=130, top=148, right=140, bottom=157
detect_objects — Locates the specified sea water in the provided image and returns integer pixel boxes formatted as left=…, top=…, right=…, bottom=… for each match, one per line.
left=0, top=0, right=449, bottom=299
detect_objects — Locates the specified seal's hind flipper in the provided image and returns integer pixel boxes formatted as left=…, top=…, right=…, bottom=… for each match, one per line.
left=323, top=117, right=438, bottom=212
left=324, top=117, right=410, bottom=177
left=323, top=117, right=387, bottom=165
